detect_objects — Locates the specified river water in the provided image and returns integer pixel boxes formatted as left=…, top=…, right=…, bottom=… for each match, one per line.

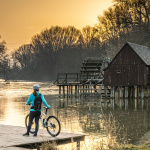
left=0, top=80, right=150, bottom=149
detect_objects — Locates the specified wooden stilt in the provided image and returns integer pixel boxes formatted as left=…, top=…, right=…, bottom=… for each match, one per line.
left=125, top=87, right=128, bottom=98
left=77, top=141, right=80, bottom=150
left=67, top=86, right=69, bottom=97
left=137, top=86, right=140, bottom=97
left=69, top=86, right=71, bottom=98
left=132, top=87, right=134, bottom=98
left=83, top=85, right=85, bottom=93
left=75, top=86, right=77, bottom=97
left=86, top=85, right=88, bottom=92
left=99, top=84, right=102, bottom=95
left=77, top=85, right=79, bottom=97
left=111, top=86, right=115, bottom=98
left=134, top=86, right=137, bottom=98
left=88, top=85, right=90, bottom=93
left=63, top=86, right=65, bottom=97
left=59, top=86, right=61, bottom=97
left=105, top=86, right=107, bottom=98
left=119, top=86, right=122, bottom=98
left=141, top=86, right=144, bottom=99
left=71, top=86, right=73, bottom=97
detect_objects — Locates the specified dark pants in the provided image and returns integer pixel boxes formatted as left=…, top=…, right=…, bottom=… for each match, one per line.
left=27, top=111, right=41, bottom=135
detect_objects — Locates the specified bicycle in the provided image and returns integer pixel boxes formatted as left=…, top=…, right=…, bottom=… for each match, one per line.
left=25, top=106, right=61, bottom=137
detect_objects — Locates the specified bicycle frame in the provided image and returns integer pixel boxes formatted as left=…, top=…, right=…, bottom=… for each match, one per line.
left=39, top=110, right=53, bottom=128
left=39, top=111, right=47, bottom=126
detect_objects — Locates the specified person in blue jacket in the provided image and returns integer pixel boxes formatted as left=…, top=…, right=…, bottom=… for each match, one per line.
left=23, top=84, right=50, bottom=136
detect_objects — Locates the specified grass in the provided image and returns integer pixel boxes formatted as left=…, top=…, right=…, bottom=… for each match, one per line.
left=112, top=143, right=150, bottom=150
left=40, top=141, right=58, bottom=150
left=39, top=113, right=149, bottom=150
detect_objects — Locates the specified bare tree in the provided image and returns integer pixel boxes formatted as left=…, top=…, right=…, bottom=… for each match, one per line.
left=0, top=36, right=9, bottom=81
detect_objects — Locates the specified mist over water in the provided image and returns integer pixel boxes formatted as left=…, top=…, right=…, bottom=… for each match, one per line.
left=0, top=80, right=150, bottom=146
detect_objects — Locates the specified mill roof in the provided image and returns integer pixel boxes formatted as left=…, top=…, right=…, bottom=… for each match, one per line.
left=127, top=42, right=150, bottom=65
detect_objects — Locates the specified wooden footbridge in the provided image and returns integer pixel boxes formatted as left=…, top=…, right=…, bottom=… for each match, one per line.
left=0, top=124, right=85, bottom=150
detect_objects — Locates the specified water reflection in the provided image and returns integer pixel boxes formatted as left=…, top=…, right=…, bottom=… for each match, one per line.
left=0, top=81, right=150, bottom=146
left=57, top=97, right=150, bottom=144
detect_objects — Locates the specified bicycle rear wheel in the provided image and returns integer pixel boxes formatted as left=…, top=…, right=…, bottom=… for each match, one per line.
left=25, top=114, right=35, bottom=134
left=46, top=116, right=61, bottom=137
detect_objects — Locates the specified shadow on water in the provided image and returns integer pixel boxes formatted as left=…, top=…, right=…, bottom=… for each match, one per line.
left=0, top=81, right=150, bottom=145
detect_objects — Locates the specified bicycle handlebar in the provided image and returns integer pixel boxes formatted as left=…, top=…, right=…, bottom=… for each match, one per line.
left=26, top=104, right=49, bottom=110
left=43, top=106, right=50, bottom=109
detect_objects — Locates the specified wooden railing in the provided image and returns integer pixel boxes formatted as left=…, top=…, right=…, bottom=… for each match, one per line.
left=54, top=73, right=81, bottom=84
left=54, top=73, right=103, bottom=84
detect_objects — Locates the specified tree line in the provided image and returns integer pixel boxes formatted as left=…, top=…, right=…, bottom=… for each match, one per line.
left=1, top=0, right=150, bottom=81
left=0, top=36, right=9, bottom=81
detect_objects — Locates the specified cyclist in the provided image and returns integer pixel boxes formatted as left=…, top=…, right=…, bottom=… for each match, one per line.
left=23, top=84, right=50, bottom=137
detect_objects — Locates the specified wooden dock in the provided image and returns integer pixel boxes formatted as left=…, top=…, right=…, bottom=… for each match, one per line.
left=53, top=57, right=110, bottom=98
left=0, top=124, right=85, bottom=150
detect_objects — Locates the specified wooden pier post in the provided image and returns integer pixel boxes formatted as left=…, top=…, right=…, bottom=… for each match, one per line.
left=125, top=87, right=128, bottom=98
left=141, top=86, right=144, bottom=99
left=77, top=85, right=79, bottom=97
left=75, top=86, right=77, bottom=97
left=88, top=85, right=90, bottom=93
left=100, top=84, right=102, bottom=95
left=111, top=86, right=115, bottom=98
left=83, top=85, right=85, bottom=93
left=69, top=86, right=71, bottom=98
left=119, top=86, right=122, bottom=98
left=134, top=86, right=137, bottom=98
left=71, top=86, right=73, bottom=97
left=138, top=87, right=140, bottom=98
left=104, top=86, right=107, bottom=98
left=67, top=86, right=69, bottom=97
left=59, top=86, right=61, bottom=97
left=77, top=141, right=80, bottom=150
left=63, top=86, right=65, bottom=97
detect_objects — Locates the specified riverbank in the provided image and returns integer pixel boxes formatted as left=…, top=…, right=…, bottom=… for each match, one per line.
left=112, top=143, right=150, bottom=150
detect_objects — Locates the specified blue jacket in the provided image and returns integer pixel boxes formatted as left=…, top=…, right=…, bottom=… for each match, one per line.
left=26, top=91, right=50, bottom=111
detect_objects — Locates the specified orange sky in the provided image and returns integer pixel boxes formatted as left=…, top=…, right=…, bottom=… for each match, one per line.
left=0, top=0, right=113, bottom=51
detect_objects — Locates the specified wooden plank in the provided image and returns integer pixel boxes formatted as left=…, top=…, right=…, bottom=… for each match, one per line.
left=0, top=147, right=30, bottom=150
left=0, top=124, right=85, bottom=149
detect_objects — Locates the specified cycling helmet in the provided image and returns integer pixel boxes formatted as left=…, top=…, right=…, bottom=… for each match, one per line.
left=33, top=84, right=40, bottom=90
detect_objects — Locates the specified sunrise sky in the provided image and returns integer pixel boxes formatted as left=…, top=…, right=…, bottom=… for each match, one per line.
left=0, top=0, right=113, bottom=51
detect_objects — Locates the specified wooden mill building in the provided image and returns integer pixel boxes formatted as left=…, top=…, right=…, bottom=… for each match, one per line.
left=104, top=42, right=150, bottom=98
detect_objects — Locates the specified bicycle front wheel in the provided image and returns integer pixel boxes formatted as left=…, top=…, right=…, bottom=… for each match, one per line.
left=46, top=116, right=61, bottom=137
left=25, top=114, right=35, bottom=134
